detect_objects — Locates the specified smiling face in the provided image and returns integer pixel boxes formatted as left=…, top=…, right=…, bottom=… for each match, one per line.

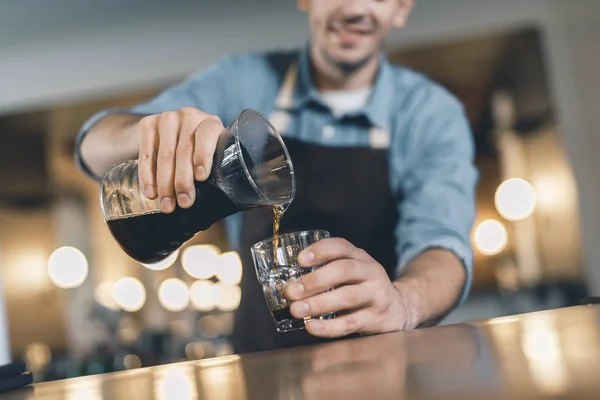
left=298, top=0, right=414, bottom=71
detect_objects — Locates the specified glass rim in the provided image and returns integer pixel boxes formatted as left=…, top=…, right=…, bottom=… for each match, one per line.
left=234, top=109, right=296, bottom=207
left=252, top=229, right=330, bottom=251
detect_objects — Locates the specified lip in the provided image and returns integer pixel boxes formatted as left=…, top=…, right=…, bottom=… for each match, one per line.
left=329, top=24, right=375, bottom=36
left=328, top=24, right=374, bottom=46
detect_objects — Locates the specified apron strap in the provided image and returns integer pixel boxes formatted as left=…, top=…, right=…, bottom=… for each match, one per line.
left=269, top=63, right=298, bottom=135
left=275, top=63, right=298, bottom=109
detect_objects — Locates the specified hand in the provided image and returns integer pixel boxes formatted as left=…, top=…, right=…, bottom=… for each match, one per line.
left=137, top=107, right=225, bottom=213
left=301, top=333, right=407, bottom=400
left=285, top=238, right=415, bottom=338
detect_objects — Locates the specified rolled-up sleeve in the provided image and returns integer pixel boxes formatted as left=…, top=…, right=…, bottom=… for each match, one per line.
left=394, top=92, right=478, bottom=305
left=74, top=58, right=236, bottom=180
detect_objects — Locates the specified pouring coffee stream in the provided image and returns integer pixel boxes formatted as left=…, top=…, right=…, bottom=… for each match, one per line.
left=272, top=206, right=284, bottom=267
left=100, top=110, right=295, bottom=265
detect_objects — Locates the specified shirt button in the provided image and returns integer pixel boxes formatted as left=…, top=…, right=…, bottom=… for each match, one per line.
left=322, top=125, right=335, bottom=140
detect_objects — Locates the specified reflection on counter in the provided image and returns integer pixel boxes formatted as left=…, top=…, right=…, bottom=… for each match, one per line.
left=12, top=306, right=600, bottom=399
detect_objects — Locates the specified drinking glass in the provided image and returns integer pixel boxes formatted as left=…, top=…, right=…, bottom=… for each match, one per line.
left=251, top=230, right=335, bottom=333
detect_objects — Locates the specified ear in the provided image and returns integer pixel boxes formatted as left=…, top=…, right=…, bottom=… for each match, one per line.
left=297, top=0, right=309, bottom=12
left=392, top=0, right=415, bottom=28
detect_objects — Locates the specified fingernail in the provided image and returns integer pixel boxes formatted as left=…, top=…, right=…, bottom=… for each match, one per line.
left=295, top=302, right=310, bottom=316
left=177, top=193, right=191, bottom=207
left=195, top=166, right=207, bottom=180
left=288, top=282, right=304, bottom=297
left=300, top=251, right=315, bottom=265
left=144, top=185, right=155, bottom=198
left=308, top=320, right=323, bottom=331
left=161, top=197, right=173, bottom=211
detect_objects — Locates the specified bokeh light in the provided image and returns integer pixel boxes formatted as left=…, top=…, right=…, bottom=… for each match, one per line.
left=473, top=219, right=508, bottom=256
left=216, top=252, right=243, bottom=285
left=10, top=250, right=49, bottom=292
left=185, top=342, right=206, bottom=360
left=495, top=178, right=537, bottom=221
left=142, top=250, right=179, bottom=271
left=158, top=278, right=190, bottom=312
left=216, top=283, right=242, bottom=311
left=47, top=246, right=88, bottom=289
left=24, top=342, right=51, bottom=370
left=182, top=245, right=220, bottom=279
left=123, top=354, right=142, bottom=369
left=190, top=280, right=218, bottom=311
left=197, top=315, right=220, bottom=339
left=113, top=277, right=146, bottom=312
left=94, top=281, right=119, bottom=310
left=118, top=316, right=141, bottom=344
left=216, top=312, right=235, bottom=336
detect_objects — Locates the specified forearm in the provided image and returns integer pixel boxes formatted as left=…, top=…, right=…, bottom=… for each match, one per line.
left=393, top=249, right=466, bottom=329
left=79, top=114, right=142, bottom=179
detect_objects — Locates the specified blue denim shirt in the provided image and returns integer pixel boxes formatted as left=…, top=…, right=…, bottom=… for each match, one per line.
left=76, top=46, right=478, bottom=303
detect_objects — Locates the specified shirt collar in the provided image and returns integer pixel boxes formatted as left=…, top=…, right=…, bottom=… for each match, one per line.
left=287, top=43, right=395, bottom=131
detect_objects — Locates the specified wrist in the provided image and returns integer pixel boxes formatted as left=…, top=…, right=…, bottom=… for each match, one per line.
left=117, top=118, right=141, bottom=159
left=392, top=278, right=421, bottom=330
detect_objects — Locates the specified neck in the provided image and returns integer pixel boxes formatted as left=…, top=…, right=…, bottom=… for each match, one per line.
left=311, top=46, right=380, bottom=91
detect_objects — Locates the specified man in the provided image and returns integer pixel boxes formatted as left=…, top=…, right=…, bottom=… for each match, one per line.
left=77, top=0, right=477, bottom=353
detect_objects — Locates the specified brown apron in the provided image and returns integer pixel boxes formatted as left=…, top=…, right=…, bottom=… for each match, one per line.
left=232, top=65, right=400, bottom=354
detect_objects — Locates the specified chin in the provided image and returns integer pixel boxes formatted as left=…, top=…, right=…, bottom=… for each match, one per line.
left=325, top=47, right=377, bottom=70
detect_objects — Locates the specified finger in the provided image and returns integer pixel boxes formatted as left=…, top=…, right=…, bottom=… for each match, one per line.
left=138, top=115, right=159, bottom=199
left=302, top=359, right=405, bottom=399
left=174, top=112, right=200, bottom=209
left=298, top=238, right=371, bottom=267
left=308, top=336, right=387, bottom=373
left=290, top=284, right=369, bottom=319
left=156, top=111, right=180, bottom=213
left=286, top=259, right=369, bottom=300
left=193, top=116, right=224, bottom=181
left=305, top=309, right=372, bottom=338
left=302, top=362, right=385, bottom=399
left=307, top=341, right=357, bottom=372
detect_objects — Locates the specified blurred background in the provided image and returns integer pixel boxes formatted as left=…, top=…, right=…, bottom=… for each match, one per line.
left=0, top=0, right=599, bottom=383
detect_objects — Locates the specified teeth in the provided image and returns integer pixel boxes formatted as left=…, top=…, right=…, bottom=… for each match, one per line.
left=340, top=27, right=358, bottom=34
left=338, top=26, right=369, bottom=35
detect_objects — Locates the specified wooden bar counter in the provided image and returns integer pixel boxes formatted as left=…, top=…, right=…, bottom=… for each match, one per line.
left=5, top=305, right=600, bottom=399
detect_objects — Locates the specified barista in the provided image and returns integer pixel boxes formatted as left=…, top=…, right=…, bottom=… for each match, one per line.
left=76, top=0, right=477, bottom=353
